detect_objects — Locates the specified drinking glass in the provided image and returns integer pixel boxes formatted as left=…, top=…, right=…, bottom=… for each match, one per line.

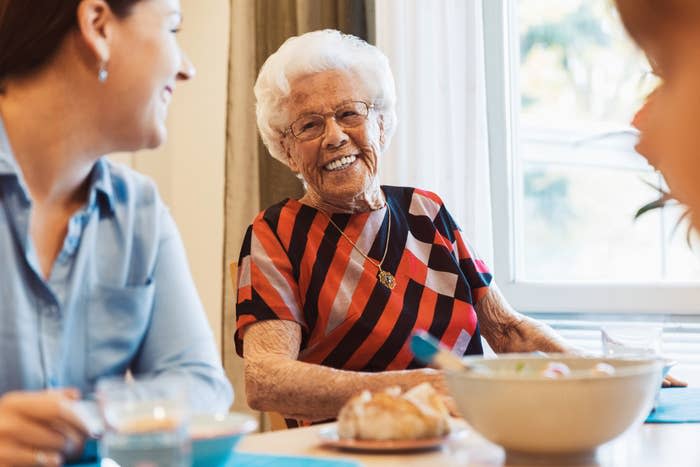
left=600, top=324, right=663, bottom=358
left=601, top=324, right=666, bottom=408
left=97, top=376, right=191, bottom=467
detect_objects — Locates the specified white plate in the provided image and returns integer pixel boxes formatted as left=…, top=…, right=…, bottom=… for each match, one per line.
left=318, top=427, right=455, bottom=453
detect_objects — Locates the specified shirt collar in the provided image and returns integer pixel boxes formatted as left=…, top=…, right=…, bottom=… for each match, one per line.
left=89, top=158, right=116, bottom=215
left=0, top=116, right=19, bottom=176
left=0, top=115, right=115, bottom=215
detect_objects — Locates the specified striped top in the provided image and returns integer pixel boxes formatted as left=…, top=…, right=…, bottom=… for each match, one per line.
left=236, top=186, right=492, bottom=373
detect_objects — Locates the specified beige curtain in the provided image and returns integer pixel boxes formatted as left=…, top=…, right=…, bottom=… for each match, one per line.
left=223, top=0, right=371, bottom=428
left=253, top=0, right=370, bottom=208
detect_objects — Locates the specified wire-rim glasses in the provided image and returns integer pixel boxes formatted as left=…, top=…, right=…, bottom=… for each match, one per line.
left=284, top=101, right=374, bottom=141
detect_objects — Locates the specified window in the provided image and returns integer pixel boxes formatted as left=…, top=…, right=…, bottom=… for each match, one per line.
left=483, top=0, right=700, bottom=314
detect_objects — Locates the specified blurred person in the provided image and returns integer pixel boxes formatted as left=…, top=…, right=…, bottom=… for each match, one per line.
left=615, top=0, right=694, bottom=389
left=0, top=1, right=232, bottom=464
left=616, top=0, right=700, bottom=229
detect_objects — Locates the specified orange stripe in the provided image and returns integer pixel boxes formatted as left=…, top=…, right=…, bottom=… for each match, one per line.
left=296, top=213, right=328, bottom=298
left=254, top=221, right=301, bottom=303
left=387, top=286, right=438, bottom=370
left=472, top=285, right=489, bottom=304
left=238, top=285, right=252, bottom=303
left=250, top=262, right=302, bottom=326
left=433, top=228, right=455, bottom=254
left=441, top=300, right=478, bottom=349
left=302, top=263, right=376, bottom=364
left=454, top=234, right=474, bottom=260
left=277, top=201, right=301, bottom=251
left=413, top=188, right=443, bottom=206
left=301, top=316, right=358, bottom=365
left=236, top=315, right=258, bottom=336
left=342, top=251, right=414, bottom=370
left=309, top=215, right=370, bottom=345
left=406, top=250, right=427, bottom=284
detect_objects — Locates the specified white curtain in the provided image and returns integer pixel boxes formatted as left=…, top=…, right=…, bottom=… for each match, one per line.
left=376, top=0, right=494, bottom=266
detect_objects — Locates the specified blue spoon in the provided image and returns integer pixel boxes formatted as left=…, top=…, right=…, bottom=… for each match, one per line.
left=410, top=330, right=470, bottom=372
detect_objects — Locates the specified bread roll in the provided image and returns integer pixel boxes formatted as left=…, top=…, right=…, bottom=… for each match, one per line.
left=337, top=383, right=450, bottom=440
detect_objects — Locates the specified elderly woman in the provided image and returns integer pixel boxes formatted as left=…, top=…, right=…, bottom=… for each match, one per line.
left=235, top=29, right=572, bottom=425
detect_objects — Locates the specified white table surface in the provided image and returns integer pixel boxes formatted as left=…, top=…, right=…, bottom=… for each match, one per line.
left=237, top=421, right=700, bottom=466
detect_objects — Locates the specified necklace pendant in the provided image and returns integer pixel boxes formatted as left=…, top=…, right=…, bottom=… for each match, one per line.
left=377, top=270, right=396, bottom=290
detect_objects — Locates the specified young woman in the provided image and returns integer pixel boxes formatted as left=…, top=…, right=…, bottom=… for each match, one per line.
left=0, top=1, right=231, bottom=464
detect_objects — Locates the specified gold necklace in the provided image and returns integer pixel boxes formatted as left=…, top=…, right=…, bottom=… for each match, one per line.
left=323, top=207, right=396, bottom=290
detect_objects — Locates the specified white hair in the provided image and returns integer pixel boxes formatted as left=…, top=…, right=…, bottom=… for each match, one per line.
left=254, top=29, right=397, bottom=165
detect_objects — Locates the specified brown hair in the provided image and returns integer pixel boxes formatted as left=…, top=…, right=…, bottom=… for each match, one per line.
left=615, top=0, right=700, bottom=48
left=0, top=0, right=142, bottom=90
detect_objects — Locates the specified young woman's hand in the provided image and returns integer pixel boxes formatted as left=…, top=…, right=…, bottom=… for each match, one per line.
left=0, top=389, right=88, bottom=466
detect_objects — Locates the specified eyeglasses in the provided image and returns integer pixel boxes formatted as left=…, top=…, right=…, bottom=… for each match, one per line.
left=284, top=101, right=374, bottom=141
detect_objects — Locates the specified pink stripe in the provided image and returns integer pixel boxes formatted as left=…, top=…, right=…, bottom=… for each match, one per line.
left=474, top=259, right=490, bottom=274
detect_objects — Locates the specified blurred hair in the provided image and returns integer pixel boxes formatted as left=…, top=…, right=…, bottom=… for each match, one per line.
left=615, top=0, right=700, bottom=48
left=254, top=29, right=397, bottom=165
left=0, top=0, right=142, bottom=91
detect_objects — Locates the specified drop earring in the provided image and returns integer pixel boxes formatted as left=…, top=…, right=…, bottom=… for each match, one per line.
left=98, top=62, right=109, bottom=83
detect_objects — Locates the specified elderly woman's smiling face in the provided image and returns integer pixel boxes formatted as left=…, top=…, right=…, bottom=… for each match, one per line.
left=282, top=69, right=385, bottom=213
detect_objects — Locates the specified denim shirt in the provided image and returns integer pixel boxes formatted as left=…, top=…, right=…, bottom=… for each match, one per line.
left=0, top=119, right=232, bottom=411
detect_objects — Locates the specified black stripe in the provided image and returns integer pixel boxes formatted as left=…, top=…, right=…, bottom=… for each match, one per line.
left=303, top=214, right=347, bottom=337
left=234, top=290, right=280, bottom=357
left=287, top=204, right=317, bottom=281
left=237, top=226, right=253, bottom=266
left=365, top=279, right=424, bottom=371
left=378, top=191, right=409, bottom=276
left=236, top=290, right=279, bottom=321
left=428, top=243, right=461, bottom=273
left=365, top=208, right=389, bottom=263
left=284, top=418, right=300, bottom=428
left=321, top=191, right=411, bottom=370
left=382, top=185, right=414, bottom=210
left=321, top=281, right=391, bottom=369
left=427, top=294, right=454, bottom=340
left=407, top=214, right=437, bottom=243
left=406, top=358, right=424, bottom=370
left=459, top=258, right=493, bottom=290
left=435, top=205, right=458, bottom=243
left=285, top=417, right=334, bottom=428
left=465, top=323, right=484, bottom=356
left=262, top=199, right=286, bottom=234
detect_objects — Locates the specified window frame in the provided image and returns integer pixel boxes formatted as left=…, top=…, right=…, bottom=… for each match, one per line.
left=482, top=0, right=700, bottom=315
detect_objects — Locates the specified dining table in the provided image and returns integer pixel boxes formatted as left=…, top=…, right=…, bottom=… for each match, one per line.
left=236, top=420, right=700, bottom=467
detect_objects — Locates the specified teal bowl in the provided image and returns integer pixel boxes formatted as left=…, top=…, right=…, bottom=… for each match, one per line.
left=190, top=413, right=258, bottom=467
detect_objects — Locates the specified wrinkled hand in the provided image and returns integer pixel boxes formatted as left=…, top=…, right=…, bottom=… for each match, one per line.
left=663, top=374, right=688, bottom=388
left=0, top=389, right=88, bottom=467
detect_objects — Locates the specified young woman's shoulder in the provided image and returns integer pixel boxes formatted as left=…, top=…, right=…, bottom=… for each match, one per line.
left=101, top=158, right=162, bottom=210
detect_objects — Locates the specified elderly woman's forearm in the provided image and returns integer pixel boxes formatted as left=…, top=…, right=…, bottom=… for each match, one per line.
left=498, top=316, right=573, bottom=353
left=244, top=356, right=443, bottom=421
left=477, top=284, right=574, bottom=354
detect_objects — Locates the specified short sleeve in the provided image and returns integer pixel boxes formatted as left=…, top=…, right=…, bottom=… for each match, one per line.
left=234, top=215, right=306, bottom=357
left=429, top=190, right=493, bottom=304
left=454, top=231, right=492, bottom=304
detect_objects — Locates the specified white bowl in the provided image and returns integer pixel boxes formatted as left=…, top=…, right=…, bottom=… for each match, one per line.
left=445, top=355, right=662, bottom=461
left=190, top=412, right=258, bottom=467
